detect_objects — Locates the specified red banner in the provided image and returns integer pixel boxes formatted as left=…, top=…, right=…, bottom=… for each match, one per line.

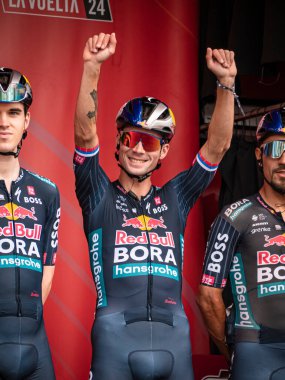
left=0, top=1, right=223, bottom=378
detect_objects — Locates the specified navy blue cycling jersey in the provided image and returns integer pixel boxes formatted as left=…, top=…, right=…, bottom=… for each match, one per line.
left=201, top=193, right=285, bottom=342
left=74, top=146, right=218, bottom=319
left=0, top=167, right=60, bottom=379
left=0, top=168, right=60, bottom=313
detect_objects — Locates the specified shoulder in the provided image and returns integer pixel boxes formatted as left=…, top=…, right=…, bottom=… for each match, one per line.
left=220, top=195, right=257, bottom=224
left=22, top=169, right=59, bottom=195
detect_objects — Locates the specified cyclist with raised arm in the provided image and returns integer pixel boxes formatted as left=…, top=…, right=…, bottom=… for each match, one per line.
left=74, top=33, right=236, bottom=380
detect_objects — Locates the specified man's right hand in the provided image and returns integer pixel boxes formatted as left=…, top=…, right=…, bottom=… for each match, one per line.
left=83, top=32, right=117, bottom=67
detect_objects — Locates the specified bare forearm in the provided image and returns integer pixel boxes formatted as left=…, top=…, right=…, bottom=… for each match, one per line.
left=205, top=80, right=235, bottom=157
left=74, top=33, right=117, bottom=149
left=42, top=266, right=55, bottom=304
left=200, top=48, right=237, bottom=164
left=197, top=286, right=231, bottom=362
left=42, top=283, right=52, bottom=305
left=74, top=63, right=100, bottom=148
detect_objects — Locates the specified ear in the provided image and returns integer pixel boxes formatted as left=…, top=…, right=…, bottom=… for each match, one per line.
left=255, top=146, right=263, bottom=168
left=24, top=111, right=30, bottom=132
left=159, top=144, right=170, bottom=160
left=255, top=146, right=262, bottom=161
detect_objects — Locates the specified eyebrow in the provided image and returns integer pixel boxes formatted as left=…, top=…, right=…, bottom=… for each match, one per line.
left=8, top=107, right=23, bottom=112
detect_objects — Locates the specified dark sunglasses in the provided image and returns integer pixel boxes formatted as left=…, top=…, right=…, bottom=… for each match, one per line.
left=120, top=131, right=164, bottom=152
left=261, top=140, right=285, bottom=159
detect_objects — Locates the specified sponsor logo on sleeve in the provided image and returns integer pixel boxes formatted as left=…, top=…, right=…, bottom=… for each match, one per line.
left=206, top=233, right=229, bottom=275
left=74, top=153, right=86, bottom=165
left=224, top=199, right=252, bottom=221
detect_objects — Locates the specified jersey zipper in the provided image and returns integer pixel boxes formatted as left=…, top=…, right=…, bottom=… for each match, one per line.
left=139, top=201, right=153, bottom=321
left=9, top=184, right=22, bottom=317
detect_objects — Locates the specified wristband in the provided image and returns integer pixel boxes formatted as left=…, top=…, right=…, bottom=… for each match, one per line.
left=216, top=79, right=245, bottom=116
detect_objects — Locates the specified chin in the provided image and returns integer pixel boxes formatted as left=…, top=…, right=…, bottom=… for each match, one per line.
left=0, top=147, right=15, bottom=154
left=127, top=168, right=150, bottom=176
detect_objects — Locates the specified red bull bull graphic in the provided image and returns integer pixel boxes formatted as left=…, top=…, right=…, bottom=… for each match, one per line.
left=264, top=234, right=285, bottom=247
left=14, top=206, right=37, bottom=220
left=0, top=203, right=37, bottom=221
left=0, top=205, right=12, bottom=218
left=122, top=215, right=144, bottom=229
left=122, top=214, right=166, bottom=231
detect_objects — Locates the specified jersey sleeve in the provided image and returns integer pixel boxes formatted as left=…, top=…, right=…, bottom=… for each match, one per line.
left=170, top=150, right=218, bottom=225
left=43, top=185, right=60, bottom=266
left=73, top=145, right=110, bottom=216
left=201, top=214, right=240, bottom=288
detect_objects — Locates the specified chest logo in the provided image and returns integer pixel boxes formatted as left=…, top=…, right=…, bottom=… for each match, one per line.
left=122, top=214, right=166, bottom=231
left=0, top=203, right=37, bottom=221
left=264, top=234, right=285, bottom=247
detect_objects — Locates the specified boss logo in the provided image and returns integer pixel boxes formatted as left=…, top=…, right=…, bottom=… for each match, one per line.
left=24, top=197, right=42, bottom=205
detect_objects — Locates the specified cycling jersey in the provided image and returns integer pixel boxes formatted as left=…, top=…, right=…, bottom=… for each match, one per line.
left=201, top=193, right=285, bottom=342
left=74, top=146, right=218, bottom=379
left=0, top=168, right=60, bottom=379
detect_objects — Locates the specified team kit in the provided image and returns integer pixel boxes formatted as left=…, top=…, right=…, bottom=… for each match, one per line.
left=1, top=32, right=285, bottom=380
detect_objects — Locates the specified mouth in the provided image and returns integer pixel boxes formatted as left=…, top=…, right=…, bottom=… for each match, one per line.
left=0, top=132, right=11, bottom=138
left=128, top=156, right=148, bottom=164
left=274, top=170, right=285, bottom=179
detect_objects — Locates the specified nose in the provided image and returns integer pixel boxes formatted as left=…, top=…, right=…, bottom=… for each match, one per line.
left=0, top=112, right=8, bottom=127
left=132, top=140, right=145, bottom=153
left=279, top=151, right=285, bottom=163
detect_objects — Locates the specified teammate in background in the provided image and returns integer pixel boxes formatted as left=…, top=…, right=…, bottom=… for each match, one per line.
left=0, top=68, right=60, bottom=379
left=74, top=33, right=236, bottom=379
left=198, top=110, right=285, bottom=379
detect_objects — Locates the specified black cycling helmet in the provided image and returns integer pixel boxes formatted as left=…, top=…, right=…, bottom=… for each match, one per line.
left=116, top=96, right=175, bottom=142
left=256, top=109, right=285, bottom=144
left=0, top=67, right=33, bottom=109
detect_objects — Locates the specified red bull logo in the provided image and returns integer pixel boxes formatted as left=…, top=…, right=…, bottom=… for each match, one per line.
left=0, top=203, right=37, bottom=221
left=264, top=234, right=285, bottom=247
left=122, top=214, right=166, bottom=231
left=0, top=205, right=12, bottom=218
left=14, top=206, right=37, bottom=220
left=122, top=215, right=143, bottom=228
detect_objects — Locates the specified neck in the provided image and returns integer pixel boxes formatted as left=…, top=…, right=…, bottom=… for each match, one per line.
left=118, top=170, right=152, bottom=199
left=0, top=156, right=20, bottom=193
left=259, top=183, right=285, bottom=213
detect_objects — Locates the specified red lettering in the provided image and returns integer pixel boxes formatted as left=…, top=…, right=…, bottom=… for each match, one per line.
left=257, top=250, right=285, bottom=265
left=115, top=230, right=175, bottom=247
left=258, top=251, right=270, bottom=265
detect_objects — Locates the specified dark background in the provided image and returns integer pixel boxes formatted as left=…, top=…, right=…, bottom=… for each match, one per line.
left=199, top=0, right=285, bottom=208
